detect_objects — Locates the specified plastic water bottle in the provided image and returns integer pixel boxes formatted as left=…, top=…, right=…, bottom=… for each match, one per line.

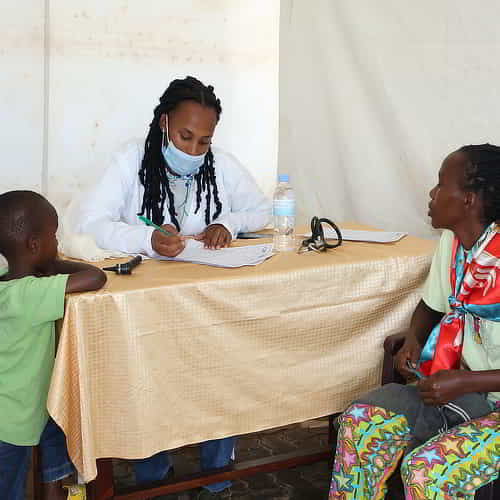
left=273, top=174, right=296, bottom=252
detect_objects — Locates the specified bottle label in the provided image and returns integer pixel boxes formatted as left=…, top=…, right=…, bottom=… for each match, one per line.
left=273, top=199, right=296, bottom=217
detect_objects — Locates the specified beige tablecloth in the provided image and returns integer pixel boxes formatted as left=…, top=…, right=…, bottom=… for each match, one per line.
left=47, top=228, right=435, bottom=481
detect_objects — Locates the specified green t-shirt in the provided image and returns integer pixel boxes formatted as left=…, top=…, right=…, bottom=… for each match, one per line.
left=0, top=268, right=68, bottom=445
left=422, top=230, right=500, bottom=404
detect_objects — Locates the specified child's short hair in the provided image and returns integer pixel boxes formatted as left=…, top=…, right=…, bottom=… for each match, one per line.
left=0, top=190, right=54, bottom=258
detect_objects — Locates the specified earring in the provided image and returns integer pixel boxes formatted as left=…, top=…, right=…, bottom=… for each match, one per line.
left=162, top=127, right=165, bottom=148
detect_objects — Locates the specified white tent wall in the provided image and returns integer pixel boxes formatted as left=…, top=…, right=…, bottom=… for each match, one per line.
left=279, top=0, right=500, bottom=238
left=1, top=1, right=45, bottom=194
left=4, top=1, right=500, bottom=253
left=1, top=0, right=279, bottom=218
left=46, top=1, right=279, bottom=213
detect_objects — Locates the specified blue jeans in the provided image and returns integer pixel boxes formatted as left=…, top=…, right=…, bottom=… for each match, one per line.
left=135, top=436, right=236, bottom=493
left=0, top=418, right=74, bottom=500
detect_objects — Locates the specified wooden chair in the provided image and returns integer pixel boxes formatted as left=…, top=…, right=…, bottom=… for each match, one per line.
left=382, top=332, right=500, bottom=500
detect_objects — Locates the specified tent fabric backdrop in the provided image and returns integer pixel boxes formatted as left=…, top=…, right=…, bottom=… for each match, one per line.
left=4, top=1, right=500, bottom=256
left=279, top=0, right=500, bottom=238
left=44, top=1, right=280, bottom=210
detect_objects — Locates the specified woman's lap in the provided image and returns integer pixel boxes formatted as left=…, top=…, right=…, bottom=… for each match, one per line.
left=354, top=383, right=492, bottom=447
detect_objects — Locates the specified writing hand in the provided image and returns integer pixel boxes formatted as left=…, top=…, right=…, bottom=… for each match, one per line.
left=152, top=224, right=185, bottom=257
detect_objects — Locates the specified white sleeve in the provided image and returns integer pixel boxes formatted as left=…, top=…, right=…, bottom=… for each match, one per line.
left=74, top=147, right=156, bottom=256
left=213, top=154, right=272, bottom=238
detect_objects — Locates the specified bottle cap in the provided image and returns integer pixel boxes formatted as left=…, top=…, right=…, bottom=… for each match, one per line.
left=278, top=174, right=289, bottom=182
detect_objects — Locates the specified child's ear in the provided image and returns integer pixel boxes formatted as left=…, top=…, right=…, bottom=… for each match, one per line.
left=27, top=234, right=41, bottom=255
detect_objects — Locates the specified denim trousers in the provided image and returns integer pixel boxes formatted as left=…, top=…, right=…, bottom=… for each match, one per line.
left=135, top=436, right=236, bottom=493
left=0, top=418, right=74, bottom=500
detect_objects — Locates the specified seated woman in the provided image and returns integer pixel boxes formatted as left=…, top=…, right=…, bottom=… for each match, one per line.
left=73, top=76, right=271, bottom=499
left=74, top=75, right=271, bottom=257
left=329, top=144, right=500, bottom=500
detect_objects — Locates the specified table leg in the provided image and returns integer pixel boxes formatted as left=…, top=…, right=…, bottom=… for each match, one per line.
left=87, top=459, right=115, bottom=500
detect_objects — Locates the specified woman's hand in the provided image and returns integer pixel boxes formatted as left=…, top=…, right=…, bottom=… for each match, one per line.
left=395, top=334, right=423, bottom=378
left=151, top=224, right=185, bottom=257
left=194, top=224, right=231, bottom=249
left=417, top=370, right=466, bottom=405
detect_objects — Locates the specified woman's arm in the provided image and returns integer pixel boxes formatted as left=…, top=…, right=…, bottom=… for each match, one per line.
left=418, top=369, right=500, bottom=406
left=412, top=299, right=445, bottom=346
left=396, top=231, right=451, bottom=377
left=73, top=144, right=157, bottom=256
left=395, top=299, right=444, bottom=377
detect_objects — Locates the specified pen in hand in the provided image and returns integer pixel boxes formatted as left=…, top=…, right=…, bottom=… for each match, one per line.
left=138, top=215, right=176, bottom=236
left=140, top=215, right=187, bottom=257
left=138, top=215, right=194, bottom=240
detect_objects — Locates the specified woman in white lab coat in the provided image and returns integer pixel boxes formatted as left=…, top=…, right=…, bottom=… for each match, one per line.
left=74, top=75, right=271, bottom=258
left=73, top=76, right=271, bottom=497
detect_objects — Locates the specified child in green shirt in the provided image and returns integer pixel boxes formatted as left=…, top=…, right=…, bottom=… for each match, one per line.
left=0, top=190, right=106, bottom=500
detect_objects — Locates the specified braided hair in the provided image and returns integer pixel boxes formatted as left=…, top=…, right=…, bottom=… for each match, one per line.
left=459, top=144, right=500, bottom=224
left=138, top=76, right=223, bottom=230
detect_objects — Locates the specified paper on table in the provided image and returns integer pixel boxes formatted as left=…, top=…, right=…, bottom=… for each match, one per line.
left=157, top=239, right=274, bottom=268
left=303, top=228, right=407, bottom=243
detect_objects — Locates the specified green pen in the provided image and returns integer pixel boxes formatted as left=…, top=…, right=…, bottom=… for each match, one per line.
left=138, top=215, right=176, bottom=236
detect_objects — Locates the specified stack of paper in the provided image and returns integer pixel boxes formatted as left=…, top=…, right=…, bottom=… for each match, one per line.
left=303, top=228, right=407, bottom=243
left=158, top=239, right=274, bottom=268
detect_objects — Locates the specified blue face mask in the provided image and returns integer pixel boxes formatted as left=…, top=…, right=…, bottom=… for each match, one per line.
left=162, top=141, right=206, bottom=177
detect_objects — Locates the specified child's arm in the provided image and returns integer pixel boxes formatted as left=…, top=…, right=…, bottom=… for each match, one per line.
left=49, top=259, right=107, bottom=293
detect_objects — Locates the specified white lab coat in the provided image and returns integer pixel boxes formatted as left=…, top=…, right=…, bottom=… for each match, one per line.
left=73, top=141, right=272, bottom=257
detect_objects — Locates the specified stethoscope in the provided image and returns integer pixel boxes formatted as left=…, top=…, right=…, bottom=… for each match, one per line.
left=298, top=216, right=343, bottom=253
